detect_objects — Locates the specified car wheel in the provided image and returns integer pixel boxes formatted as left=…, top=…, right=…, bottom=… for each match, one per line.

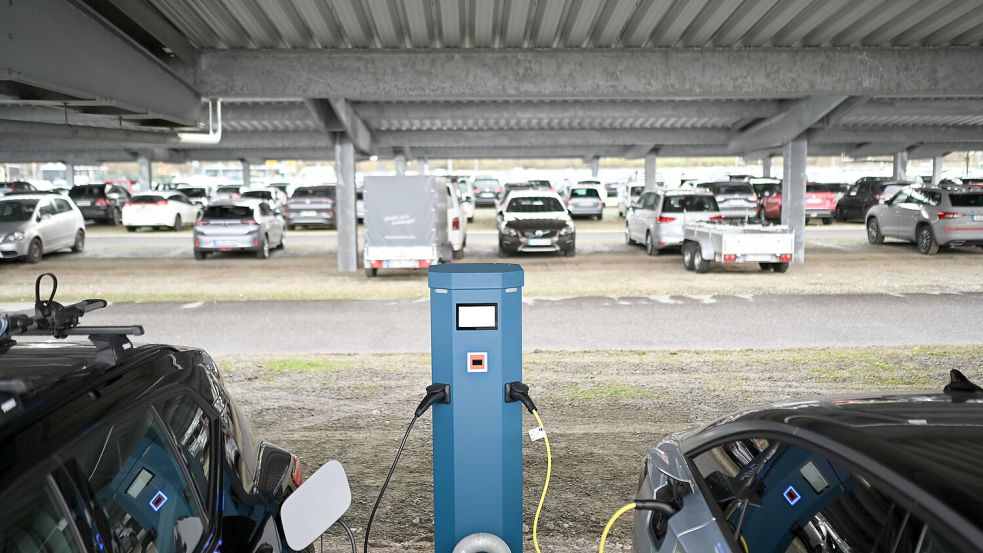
left=772, top=262, right=790, bottom=273
left=71, top=230, right=85, bottom=253
left=24, top=238, right=43, bottom=263
left=645, top=232, right=656, bottom=256
left=126, top=226, right=137, bottom=232
left=596, top=212, right=603, bottom=221
left=866, top=218, right=884, bottom=245
left=172, top=215, right=182, bottom=231
left=452, top=248, right=464, bottom=260
left=109, top=208, right=121, bottom=225
left=563, top=245, right=576, bottom=257
left=917, top=224, right=940, bottom=255
left=682, top=242, right=696, bottom=271
left=194, top=250, right=207, bottom=261
left=758, top=262, right=773, bottom=271
left=693, top=245, right=710, bottom=274
left=822, top=217, right=833, bottom=225
left=498, top=247, right=509, bottom=258
left=365, top=268, right=378, bottom=277
left=277, top=234, right=285, bottom=249
left=834, top=206, right=844, bottom=222
left=625, top=225, right=634, bottom=245
left=256, top=236, right=270, bottom=259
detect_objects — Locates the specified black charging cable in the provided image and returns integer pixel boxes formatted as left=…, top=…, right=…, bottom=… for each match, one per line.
left=363, top=383, right=450, bottom=553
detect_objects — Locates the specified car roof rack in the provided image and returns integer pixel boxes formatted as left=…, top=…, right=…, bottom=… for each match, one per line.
left=0, top=273, right=144, bottom=367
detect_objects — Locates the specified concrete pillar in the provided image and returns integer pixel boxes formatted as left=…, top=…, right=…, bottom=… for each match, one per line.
left=395, top=154, right=407, bottom=176
left=782, top=136, right=807, bottom=265
left=241, top=160, right=251, bottom=188
left=420, top=158, right=430, bottom=175
left=893, top=150, right=909, bottom=181
left=932, top=156, right=943, bottom=185
left=590, top=156, right=600, bottom=178
left=64, top=162, right=76, bottom=187
left=335, top=137, right=358, bottom=273
left=138, top=155, right=152, bottom=191
left=762, top=156, right=772, bottom=179
left=644, top=152, right=657, bottom=191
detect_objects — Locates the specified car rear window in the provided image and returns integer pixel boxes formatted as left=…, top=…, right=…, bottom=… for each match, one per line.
left=570, top=188, right=600, bottom=198
left=130, top=195, right=165, bottom=203
left=242, top=190, right=273, bottom=200
left=949, top=193, right=983, bottom=207
left=806, top=184, right=836, bottom=193
left=216, top=186, right=240, bottom=193
left=68, top=185, right=107, bottom=198
left=507, top=196, right=564, bottom=213
left=629, top=186, right=644, bottom=197
left=474, top=179, right=501, bottom=189
left=708, top=183, right=754, bottom=195
left=180, top=188, right=208, bottom=198
left=292, top=186, right=336, bottom=199
left=754, top=183, right=782, bottom=196
left=204, top=205, right=254, bottom=219
left=0, top=199, right=38, bottom=222
left=662, top=195, right=719, bottom=212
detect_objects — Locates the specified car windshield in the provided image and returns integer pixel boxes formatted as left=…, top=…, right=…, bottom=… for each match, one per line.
left=216, top=186, right=240, bottom=193
left=130, top=195, right=165, bottom=203
left=242, top=190, right=273, bottom=200
left=474, top=179, right=500, bottom=188
left=507, top=196, right=564, bottom=213
left=68, top=185, right=107, bottom=198
left=806, top=184, right=836, bottom=193
left=180, top=188, right=208, bottom=198
left=0, top=199, right=38, bottom=222
left=292, top=186, right=335, bottom=199
left=570, top=188, right=600, bottom=198
left=663, top=195, right=718, bottom=212
left=204, top=205, right=253, bottom=219
left=706, top=183, right=753, bottom=195
left=949, top=193, right=983, bottom=207
left=629, top=186, right=644, bottom=197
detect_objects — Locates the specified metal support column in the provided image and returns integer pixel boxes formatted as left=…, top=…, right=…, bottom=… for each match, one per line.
left=893, top=150, right=909, bottom=181
left=64, top=162, right=75, bottom=188
left=644, top=152, right=657, bottom=191
left=762, top=156, right=772, bottom=179
left=334, top=137, right=358, bottom=273
left=241, top=160, right=251, bottom=188
left=395, top=154, right=407, bottom=176
left=420, top=158, right=430, bottom=174
left=138, top=155, right=152, bottom=191
left=782, top=136, right=807, bottom=265
left=590, top=156, right=600, bottom=178
left=932, top=156, right=943, bottom=185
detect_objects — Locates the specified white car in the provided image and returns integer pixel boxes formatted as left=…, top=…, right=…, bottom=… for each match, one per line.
left=240, top=187, right=287, bottom=211
left=123, top=191, right=202, bottom=232
left=456, top=179, right=476, bottom=222
left=446, top=182, right=468, bottom=259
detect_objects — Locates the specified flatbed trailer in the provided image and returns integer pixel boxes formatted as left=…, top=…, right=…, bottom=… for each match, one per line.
left=681, top=221, right=794, bottom=273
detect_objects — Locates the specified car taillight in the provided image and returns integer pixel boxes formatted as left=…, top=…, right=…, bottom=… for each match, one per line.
left=94, top=198, right=108, bottom=206
left=452, top=216, right=460, bottom=230
left=656, top=216, right=676, bottom=223
left=155, top=200, right=167, bottom=206
left=195, top=219, right=209, bottom=226
left=124, top=200, right=133, bottom=206
left=779, top=254, right=793, bottom=262
left=472, top=188, right=480, bottom=195
left=566, top=199, right=574, bottom=205
left=709, top=215, right=724, bottom=222
left=231, top=193, right=240, bottom=199
left=370, top=260, right=383, bottom=268
left=723, top=254, right=737, bottom=263
left=938, top=211, right=963, bottom=219
left=290, top=454, right=303, bottom=488
left=241, top=218, right=258, bottom=225
left=418, top=260, right=430, bottom=268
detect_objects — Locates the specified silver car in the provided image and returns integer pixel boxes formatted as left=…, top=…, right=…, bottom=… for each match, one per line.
left=193, top=199, right=285, bottom=259
left=866, top=185, right=983, bottom=255
left=0, top=193, right=86, bottom=263
left=626, top=189, right=722, bottom=255
left=565, top=186, right=605, bottom=219
left=697, top=181, right=759, bottom=220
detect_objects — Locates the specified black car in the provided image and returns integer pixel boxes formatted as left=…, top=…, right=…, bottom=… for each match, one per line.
left=631, top=371, right=983, bottom=553
left=835, top=179, right=912, bottom=222
left=68, top=183, right=130, bottom=224
left=1, top=285, right=305, bottom=553
left=497, top=191, right=575, bottom=257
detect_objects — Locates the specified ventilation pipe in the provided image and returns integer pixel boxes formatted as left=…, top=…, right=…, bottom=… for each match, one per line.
left=177, top=99, right=222, bottom=144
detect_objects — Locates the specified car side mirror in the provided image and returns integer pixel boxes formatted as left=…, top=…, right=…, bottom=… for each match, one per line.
left=280, top=460, right=352, bottom=551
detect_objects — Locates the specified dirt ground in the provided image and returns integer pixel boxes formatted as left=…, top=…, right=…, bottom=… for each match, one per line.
left=217, top=347, right=983, bottom=553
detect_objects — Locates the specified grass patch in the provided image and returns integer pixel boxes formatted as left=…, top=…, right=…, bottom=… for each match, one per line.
left=265, top=357, right=355, bottom=373
left=566, top=384, right=657, bottom=401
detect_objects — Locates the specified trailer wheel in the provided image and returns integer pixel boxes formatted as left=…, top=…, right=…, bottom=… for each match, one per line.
left=758, top=262, right=773, bottom=271
left=693, top=246, right=710, bottom=274
left=772, top=262, right=789, bottom=273
left=681, top=242, right=696, bottom=271
left=365, top=268, right=378, bottom=277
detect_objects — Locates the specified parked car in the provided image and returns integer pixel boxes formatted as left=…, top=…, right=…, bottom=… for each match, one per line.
left=749, top=178, right=782, bottom=221
left=626, top=189, right=722, bottom=255
left=761, top=183, right=838, bottom=225
left=497, top=182, right=537, bottom=212
left=122, top=191, right=201, bottom=232
left=68, top=182, right=130, bottom=225
left=456, top=179, right=475, bottom=222
left=866, top=185, right=983, bottom=254
left=696, top=181, right=758, bottom=220
left=193, top=199, right=285, bottom=259
left=241, top=187, right=287, bottom=211
left=834, top=179, right=912, bottom=222
left=631, top=373, right=983, bottom=553
left=0, top=181, right=37, bottom=196
left=446, top=182, right=468, bottom=259
left=498, top=191, right=575, bottom=257
left=177, top=185, right=211, bottom=208
left=471, top=176, right=503, bottom=207
left=212, top=184, right=243, bottom=202
left=527, top=179, right=553, bottom=191
left=284, top=185, right=336, bottom=229
left=0, top=194, right=86, bottom=263
left=618, top=183, right=645, bottom=218
left=605, top=180, right=623, bottom=201
left=0, top=302, right=309, bottom=553
left=565, top=186, right=605, bottom=219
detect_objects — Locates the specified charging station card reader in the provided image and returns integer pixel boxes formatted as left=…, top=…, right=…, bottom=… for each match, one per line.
left=429, top=264, right=525, bottom=553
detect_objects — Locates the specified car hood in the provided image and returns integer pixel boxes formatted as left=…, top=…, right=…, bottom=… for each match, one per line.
left=0, top=221, right=30, bottom=235
left=503, top=213, right=571, bottom=230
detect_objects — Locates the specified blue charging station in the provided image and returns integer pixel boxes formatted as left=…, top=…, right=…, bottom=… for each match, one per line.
left=428, top=264, right=525, bottom=553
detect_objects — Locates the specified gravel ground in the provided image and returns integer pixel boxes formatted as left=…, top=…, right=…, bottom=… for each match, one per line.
left=217, top=347, right=983, bottom=553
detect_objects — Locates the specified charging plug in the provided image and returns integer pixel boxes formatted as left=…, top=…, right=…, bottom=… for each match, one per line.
left=505, top=381, right=537, bottom=413
left=415, top=383, right=450, bottom=417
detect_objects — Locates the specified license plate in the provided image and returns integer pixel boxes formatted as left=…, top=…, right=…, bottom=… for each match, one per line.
left=75, top=200, right=91, bottom=206
left=974, top=215, right=983, bottom=222
left=527, top=238, right=551, bottom=246
left=480, top=192, right=494, bottom=198
left=301, top=210, right=317, bottom=217
left=743, top=254, right=774, bottom=262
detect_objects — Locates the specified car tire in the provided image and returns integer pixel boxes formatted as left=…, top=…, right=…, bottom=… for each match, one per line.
left=126, top=226, right=137, bottom=232
left=759, top=262, right=773, bottom=271
left=194, top=250, right=207, bottom=261
left=916, top=224, right=940, bottom=255
left=834, top=206, right=844, bottom=222
left=276, top=234, right=285, bottom=249
left=822, top=217, right=833, bottom=226
left=682, top=242, right=696, bottom=271
left=563, top=243, right=576, bottom=257
left=24, top=238, right=43, bottom=264
left=645, top=232, right=656, bottom=256
left=596, top=212, right=603, bottom=221
left=71, top=230, right=85, bottom=253
left=625, top=225, right=634, bottom=245
left=366, top=268, right=378, bottom=277
left=452, top=248, right=464, bottom=260
left=866, top=218, right=884, bottom=245
left=109, top=208, right=121, bottom=226
left=172, top=215, right=182, bottom=231
left=256, top=236, right=270, bottom=259
left=693, top=245, right=710, bottom=274
left=772, top=262, right=790, bottom=273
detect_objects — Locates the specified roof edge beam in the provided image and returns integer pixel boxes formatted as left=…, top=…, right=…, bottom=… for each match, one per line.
left=729, top=96, right=849, bottom=153
left=305, top=98, right=373, bottom=154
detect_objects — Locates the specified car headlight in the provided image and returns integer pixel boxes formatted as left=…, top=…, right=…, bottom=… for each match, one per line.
left=559, top=224, right=575, bottom=236
left=501, top=225, right=519, bottom=237
left=1, top=232, right=25, bottom=243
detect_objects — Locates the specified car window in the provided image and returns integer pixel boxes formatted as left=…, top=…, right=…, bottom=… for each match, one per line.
left=662, top=195, right=718, bottom=212
left=131, top=195, right=165, bottom=204
left=569, top=188, right=600, bottom=199
left=172, top=195, right=191, bottom=205
left=0, top=477, right=84, bottom=553
left=848, top=184, right=860, bottom=196
left=712, top=183, right=754, bottom=195
left=180, top=188, right=207, bottom=198
left=908, top=189, right=940, bottom=206
left=69, top=186, right=107, bottom=198
left=506, top=196, right=564, bottom=213
left=291, top=186, right=335, bottom=199
left=70, top=408, right=206, bottom=553
left=53, top=198, right=73, bottom=214
left=0, top=199, right=39, bottom=222
left=258, top=203, right=274, bottom=217
left=889, top=191, right=910, bottom=205
left=216, top=186, right=240, bottom=194
left=241, top=191, right=272, bottom=200
left=203, top=205, right=253, bottom=219
left=39, top=200, right=57, bottom=217
left=691, top=439, right=925, bottom=553
left=157, top=395, right=213, bottom=507
left=949, top=193, right=983, bottom=207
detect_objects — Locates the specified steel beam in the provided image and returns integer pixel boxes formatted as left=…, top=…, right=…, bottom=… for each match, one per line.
left=623, top=144, right=657, bottom=159
left=94, top=0, right=197, bottom=65
left=376, top=129, right=731, bottom=149
left=782, top=137, right=807, bottom=265
left=932, top=156, right=943, bottom=185
left=197, top=48, right=983, bottom=99
left=0, top=119, right=177, bottom=143
left=65, top=162, right=75, bottom=187
left=729, top=96, right=848, bottom=153
left=893, top=150, right=910, bottom=181
left=0, top=0, right=200, bottom=125
left=644, top=152, right=657, bottom=191
left=852, top=98, right=983, bottom=118
left=814, top=127, right=983, bottom=144
left=762, top=156, right=772, bottom=178
left=590, top=157, right=600, bottom=178
left=241, top=160, right=251, bottom=188
left=395, top=154, right=407, bottom=175
left=306, top=99, right=373, bottom=154
left=335, top=137, right=357, bottom=272
left=137, top=155, right=152, bottom=191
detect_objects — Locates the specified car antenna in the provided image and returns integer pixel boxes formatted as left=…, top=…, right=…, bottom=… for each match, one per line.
left=944, top=369, right=983, bottom=398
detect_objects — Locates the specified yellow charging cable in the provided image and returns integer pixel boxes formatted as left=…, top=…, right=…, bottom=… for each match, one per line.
left=599, top=503, right=636, bottom=553
left=531, top=409, right=552, bottom=553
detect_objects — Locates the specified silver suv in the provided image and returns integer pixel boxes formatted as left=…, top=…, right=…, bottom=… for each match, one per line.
left=866, top=186, right=983, bottom=255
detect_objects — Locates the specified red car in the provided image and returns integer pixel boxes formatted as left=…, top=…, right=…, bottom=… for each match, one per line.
left=762, top=183, right=839, bottom=225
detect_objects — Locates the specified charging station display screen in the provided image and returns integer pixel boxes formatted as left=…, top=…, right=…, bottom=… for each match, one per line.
left=457, top=303, right=498, bottom=330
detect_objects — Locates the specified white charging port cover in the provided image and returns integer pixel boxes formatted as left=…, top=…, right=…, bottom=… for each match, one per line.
left=280, top=459, right=353, bottom=550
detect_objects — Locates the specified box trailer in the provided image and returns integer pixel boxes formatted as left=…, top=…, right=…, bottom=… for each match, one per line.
left=682, top=221, right=795, bottom=273
left=363, top=175, right=452, bottom=277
